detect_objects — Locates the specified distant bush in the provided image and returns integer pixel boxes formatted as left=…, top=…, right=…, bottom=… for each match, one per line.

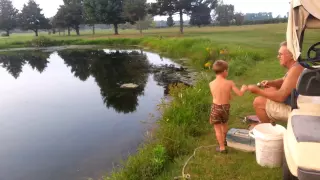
left=1, top=33, right=9, bottom=37
left=30, top=36, right=56, bottom=47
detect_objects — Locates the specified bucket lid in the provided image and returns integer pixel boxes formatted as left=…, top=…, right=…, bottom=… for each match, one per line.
left=252, top=123, right=286, bottom=140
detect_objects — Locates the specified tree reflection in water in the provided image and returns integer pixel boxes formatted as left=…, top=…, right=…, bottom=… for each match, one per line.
left=0, top=49, right=184, bottom=114
left=0, top=51, right=50, bottom=79
left=58, top=49, right=150, bottom=114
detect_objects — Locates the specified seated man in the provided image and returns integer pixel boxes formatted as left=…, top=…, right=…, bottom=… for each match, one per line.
left=247, top=41, right=304, bottom=124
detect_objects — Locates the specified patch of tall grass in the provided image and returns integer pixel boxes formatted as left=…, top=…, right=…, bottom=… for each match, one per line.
left=141, top=38, right=266, bottom=73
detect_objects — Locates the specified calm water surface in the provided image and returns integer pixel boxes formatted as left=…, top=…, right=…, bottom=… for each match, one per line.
left=0, top=48, right=182, bottom=180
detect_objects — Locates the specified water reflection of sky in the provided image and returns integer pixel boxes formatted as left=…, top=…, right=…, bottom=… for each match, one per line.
left=0, top=49, right=177, bottom=180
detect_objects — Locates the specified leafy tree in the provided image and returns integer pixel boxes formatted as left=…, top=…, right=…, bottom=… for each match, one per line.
left=95, top=0, right=127, bottom=35
left=84, top=0, right=99, bottom=35
left=151, top=0, right=194, bottom=34
left=189, top=0, right=217, bottom=27
left=234, top=12, right=244, bottom=26
left=138, top=14, right=153, bottom=30
left=62, top=0, right=84, bottom=36
left=0, top=0, right=18, bottom=36
left=215, top=4, right=234, bottom=26
left=19, top=0, right=50, bottom=36
left=150, top=20, right=157, bottom=28
left=52, top=0, right=84, bottom=36
left=52, top=6, right=68, bottom=35
left=48, top=17, right=56, bottom=34
left=190, top=0, right=216, bottom=27
left=123, top=0, right=147, bottom=34
left=166, top=15, right=174, bottom=27
left=120, top=14, right=153, bottom=31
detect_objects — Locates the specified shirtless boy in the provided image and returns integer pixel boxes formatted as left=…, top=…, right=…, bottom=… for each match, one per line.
left=209, top=60, right=247, bottom=153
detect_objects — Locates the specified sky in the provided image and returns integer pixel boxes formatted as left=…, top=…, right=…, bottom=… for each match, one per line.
left=12, top=0, right=291, bottom=20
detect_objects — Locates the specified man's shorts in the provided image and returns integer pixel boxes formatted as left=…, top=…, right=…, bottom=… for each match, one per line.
left=266, top=99, right=292, bottom=122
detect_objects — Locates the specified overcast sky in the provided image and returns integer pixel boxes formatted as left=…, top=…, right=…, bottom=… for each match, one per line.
left=12, top=0, right=291, bottom=20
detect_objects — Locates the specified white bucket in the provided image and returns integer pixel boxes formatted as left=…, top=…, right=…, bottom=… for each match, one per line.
left=249, top=123, right=286, bottom=168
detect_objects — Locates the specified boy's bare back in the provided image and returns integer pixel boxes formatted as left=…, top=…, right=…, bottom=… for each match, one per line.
left=210, top=78, right=246, bottom=105
left=210, top=78, right=233, bottom=105
left=209, top=59, right=246, bottom=105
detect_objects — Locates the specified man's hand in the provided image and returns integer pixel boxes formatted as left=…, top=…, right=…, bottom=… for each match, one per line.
left=248, top=85, right=260, bottom=94
left=260, top=80, right=269, bottom=88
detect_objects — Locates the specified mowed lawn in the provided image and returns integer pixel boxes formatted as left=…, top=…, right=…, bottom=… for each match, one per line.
left=2, top=24, right=319, bottom=180
left=1, top=23, right=318, bottom=52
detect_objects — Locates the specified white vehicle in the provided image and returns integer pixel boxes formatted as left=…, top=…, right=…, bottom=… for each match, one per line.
left=283, top=0, right=320, bottom=180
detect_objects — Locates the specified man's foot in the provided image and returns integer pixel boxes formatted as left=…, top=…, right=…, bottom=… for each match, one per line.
left=248, top=123, right=259, bottom=130
left=216, top=146, right=228, bottom=154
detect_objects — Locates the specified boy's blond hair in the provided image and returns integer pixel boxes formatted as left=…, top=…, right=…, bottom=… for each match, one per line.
left=212, top=60, right=228, bottom=74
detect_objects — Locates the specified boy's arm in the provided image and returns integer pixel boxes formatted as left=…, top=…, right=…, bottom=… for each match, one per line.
left=231, top=81, right=246, bottom=96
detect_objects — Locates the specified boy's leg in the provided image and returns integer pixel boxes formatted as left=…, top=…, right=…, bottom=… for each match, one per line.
left=214, top=124, right=225, bottom=151
left=222, top=123, right=228, bottom=144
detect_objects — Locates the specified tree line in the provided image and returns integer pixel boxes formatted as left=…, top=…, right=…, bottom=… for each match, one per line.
left=0, top=0, right=287, bottom=37
left=0, top=0, right=50, bottom=36
left=0, top=0, right=219, bottom=36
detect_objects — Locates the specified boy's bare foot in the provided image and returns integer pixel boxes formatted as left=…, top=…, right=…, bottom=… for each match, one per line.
left=216, top=146, right=228, bottom=154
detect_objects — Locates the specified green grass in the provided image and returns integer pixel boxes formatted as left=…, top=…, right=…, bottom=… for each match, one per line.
left=2, top=24, right=320, bottom=180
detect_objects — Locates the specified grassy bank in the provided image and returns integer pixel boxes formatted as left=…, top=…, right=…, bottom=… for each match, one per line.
left=107, top=38, right=284, bottom=180
left=105, top=25, right=319, bottom=180
left=2, top=24, right=319, bottom=180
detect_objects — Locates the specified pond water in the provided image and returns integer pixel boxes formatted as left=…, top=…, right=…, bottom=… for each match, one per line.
left=0, top=48, right=189, bottom=180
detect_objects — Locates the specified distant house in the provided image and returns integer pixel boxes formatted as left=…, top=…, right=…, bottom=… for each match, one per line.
left=244, top=12, right=273, bottom=21
left=154, top=20, right=190, bottom=28
left=79, top=24, right=112, bottom=30
left=155, top=21, right=168, bottom=28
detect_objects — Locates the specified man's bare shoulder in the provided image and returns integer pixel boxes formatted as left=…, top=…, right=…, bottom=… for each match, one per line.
left=281, top=64, right=304, bottom=90
left=287, top=64, right=304, bottom=76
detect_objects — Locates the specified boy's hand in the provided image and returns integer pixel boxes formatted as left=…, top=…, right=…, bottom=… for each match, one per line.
left=241, top=85, right=248, bottom=92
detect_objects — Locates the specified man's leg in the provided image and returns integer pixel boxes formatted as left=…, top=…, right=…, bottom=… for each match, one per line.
left=214, top=124, right=225, bottom=151
left=253, top=96, right=271, bottom=123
